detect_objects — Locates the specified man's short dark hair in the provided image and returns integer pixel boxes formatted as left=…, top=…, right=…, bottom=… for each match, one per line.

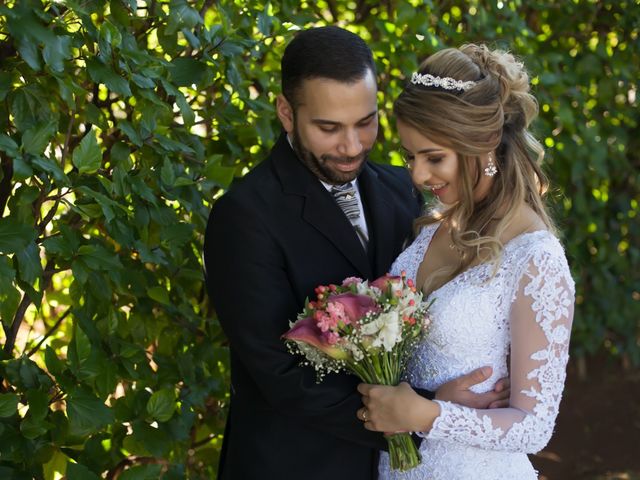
left=281, top=26, right=376, bottom=108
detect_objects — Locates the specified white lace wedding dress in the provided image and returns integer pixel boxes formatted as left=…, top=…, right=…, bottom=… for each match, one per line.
left=379, top=223, right=575, bottom=479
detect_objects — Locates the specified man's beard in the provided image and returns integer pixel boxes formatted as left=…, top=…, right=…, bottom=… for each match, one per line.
left=290, top=127, right=369, bottom=185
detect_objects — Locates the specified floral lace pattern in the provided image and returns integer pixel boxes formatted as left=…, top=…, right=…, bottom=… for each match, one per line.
left=379, top=224, right=575, bottom=479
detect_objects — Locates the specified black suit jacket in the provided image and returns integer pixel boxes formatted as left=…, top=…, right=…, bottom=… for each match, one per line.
left=204, top=133, right=422, bottom=480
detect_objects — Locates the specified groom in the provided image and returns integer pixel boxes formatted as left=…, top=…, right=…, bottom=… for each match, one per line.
left=204, top=26, right=507, bottom=480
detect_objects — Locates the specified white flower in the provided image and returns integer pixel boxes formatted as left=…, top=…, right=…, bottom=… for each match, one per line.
left=361, top=311, right=401, bottom=352
left=355, top=281, right=372, bottom=296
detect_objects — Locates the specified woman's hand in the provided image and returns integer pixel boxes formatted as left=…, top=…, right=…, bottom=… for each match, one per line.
left=357, top=382, right=440, bottom=434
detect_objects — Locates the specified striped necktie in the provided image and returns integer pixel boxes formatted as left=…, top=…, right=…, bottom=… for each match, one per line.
left=331, top=183, right=368, bottom=248
left=331, top=183, right=360, bottom=220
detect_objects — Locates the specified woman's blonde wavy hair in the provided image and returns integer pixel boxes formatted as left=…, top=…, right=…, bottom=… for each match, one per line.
left=394, top=44, right=555, bottom=286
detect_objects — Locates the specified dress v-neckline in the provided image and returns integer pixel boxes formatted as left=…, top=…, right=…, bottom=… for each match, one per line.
left=417, top=223, right=551, bottom=300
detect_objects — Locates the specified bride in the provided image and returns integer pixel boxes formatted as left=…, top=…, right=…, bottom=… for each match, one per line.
left=357, top=44, right=575, bottom=479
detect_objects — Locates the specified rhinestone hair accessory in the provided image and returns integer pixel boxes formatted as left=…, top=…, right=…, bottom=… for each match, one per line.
left=410, top=72, right=477, bottom=92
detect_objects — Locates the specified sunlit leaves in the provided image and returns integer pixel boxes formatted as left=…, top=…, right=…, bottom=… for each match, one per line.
left=0, top=0, right=637, bottom=478
left=72, top=129, right=102, bottom=175
left=0, top=394, right=20, bottom=418
left=86, top=59, right=132, bottom=97
left=0, top=219, right=37, bottom=254
left=146, top=389, right=177, bottom=422
left=21, top=120, right=57, bottom=155
left=67, top=388, right=114, bottom=437
left=168, top=58, right=208, bottom=87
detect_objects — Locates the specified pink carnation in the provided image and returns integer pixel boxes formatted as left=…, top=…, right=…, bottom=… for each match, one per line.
left=316, top=311, right=337, bottom=333
left=341, top=276, right=363, bottom=287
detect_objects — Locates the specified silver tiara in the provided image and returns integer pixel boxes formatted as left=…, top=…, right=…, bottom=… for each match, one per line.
left=410, top=72, right=477, bottom=92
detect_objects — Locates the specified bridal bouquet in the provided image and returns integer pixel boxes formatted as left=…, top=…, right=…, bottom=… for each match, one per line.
left=283, top=273, right=432, bottom=471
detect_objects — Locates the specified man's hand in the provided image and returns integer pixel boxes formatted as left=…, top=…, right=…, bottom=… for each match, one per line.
left=435, top=367, right=510, bottom=409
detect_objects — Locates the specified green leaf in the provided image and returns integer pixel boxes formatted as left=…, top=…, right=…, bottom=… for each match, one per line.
left=147, top=286, right=169, bottom=305
left=169, top=58, right=207, bottom=87
left=204, top=163, right=236, bottom=189
left=0, top=71, right=12, bottom=101
left=166, top=4, right=202, bottom=35
left=160, top=158, right=175, bottom=186
left=16, top=242, right=43, bottom=284
left=86, top=58, right=132, bottom=96
left=175, top=92, right=195, bottom=127
left=0, top=255, right=15, bottom=288
left=0, top=134, right=19, bottom=156
left=77, top=244, right=122, bottom=271
left=16, top=38, right=41, bottom=71
left=0, top=393, right=19, bottom=417
left=131, top=420, right=171, bottom=457
left=26, top=389, right=49, bottom=420
left=44, top=345, right=66, bottom=376
left=12, top=156, right=33, bottom=180
left=118, top=120, right=142, bottom=146
left=32, top=156, right=69, bottom=185
left=72, top=128, right=102, bottom=174
left=42, top=448, right=68, bottom=480
left=257, top=5, right=273, bottom=36
left=66, top=462, right=101, bottom=480
left=43, top=35, right=72, bottom=73
left=77, top=186, right=126, bottom=223
left=74, top=325, right=92, bottom=365
left=67, top=389, right=114, bottom=437
left=0, top=284, right=20, bottom=329
left=20, top=415, right=51, bottom=439
left=110, top=141, right=132, bottom=167
left=146, top=389, right=176, bottom=422
left=160, top=222, right=193, bottom=248
left=0, top=219, right=37, bottom=254
left=21, top=120, right=57, bottom=155
left=131, top=73, right=155, bottom=89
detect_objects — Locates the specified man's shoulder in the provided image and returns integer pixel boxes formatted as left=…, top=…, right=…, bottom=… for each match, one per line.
left=366, top=161, right=413, bottom=192
left=224, top=157, right=278, bottom=196
left=368, top=161, right=410, bottom=179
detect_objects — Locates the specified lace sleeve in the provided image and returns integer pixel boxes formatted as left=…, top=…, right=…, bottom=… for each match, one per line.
left=422, top=244, right=575, bottom=453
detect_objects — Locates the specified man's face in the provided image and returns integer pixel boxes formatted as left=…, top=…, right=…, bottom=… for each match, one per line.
left=278, top=69, right=379, bottom=185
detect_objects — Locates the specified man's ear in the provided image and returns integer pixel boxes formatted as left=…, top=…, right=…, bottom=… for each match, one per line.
left=276, top=94, right=294, bottom=133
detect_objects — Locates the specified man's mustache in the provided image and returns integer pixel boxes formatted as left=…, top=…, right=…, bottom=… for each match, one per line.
left=320, top=152, right=369, bottom=164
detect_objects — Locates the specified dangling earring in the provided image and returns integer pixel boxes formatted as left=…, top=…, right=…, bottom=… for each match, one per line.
left=484, top=153, right=498, bottom=177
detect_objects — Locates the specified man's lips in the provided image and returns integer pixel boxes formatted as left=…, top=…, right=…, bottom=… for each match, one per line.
left=324, top=156, right=365, bottom=173
left=333, top=161, right=362, bottom=172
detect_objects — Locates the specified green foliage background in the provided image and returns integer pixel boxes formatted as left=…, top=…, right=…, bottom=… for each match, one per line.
left=0, top=0, right=637, bottom=477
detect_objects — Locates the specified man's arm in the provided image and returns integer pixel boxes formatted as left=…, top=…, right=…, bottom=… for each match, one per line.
left=204, top=193, right=386, bottom=450
left=432, top=367, right=510, bottom=408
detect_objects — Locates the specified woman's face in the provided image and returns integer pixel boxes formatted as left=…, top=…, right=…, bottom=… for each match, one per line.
left=396, top=119, right=493, bottom=204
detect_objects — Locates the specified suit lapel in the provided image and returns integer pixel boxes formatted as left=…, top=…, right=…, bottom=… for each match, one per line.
left=271, top=133, right=372, bottom=278
left=358, top=165, right=397, bottom=277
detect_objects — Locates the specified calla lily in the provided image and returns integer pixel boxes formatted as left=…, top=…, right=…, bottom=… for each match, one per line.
left=328, top=293, right=379, bottom=323
left=283, top=317, right=349, bottom=360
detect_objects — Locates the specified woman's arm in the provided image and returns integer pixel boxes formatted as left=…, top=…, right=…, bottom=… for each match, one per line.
left=359, top=245, right=575, bottom=453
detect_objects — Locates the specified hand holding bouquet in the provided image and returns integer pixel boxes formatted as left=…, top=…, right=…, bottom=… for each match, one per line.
left=282, top=273, right=432, bottom=471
